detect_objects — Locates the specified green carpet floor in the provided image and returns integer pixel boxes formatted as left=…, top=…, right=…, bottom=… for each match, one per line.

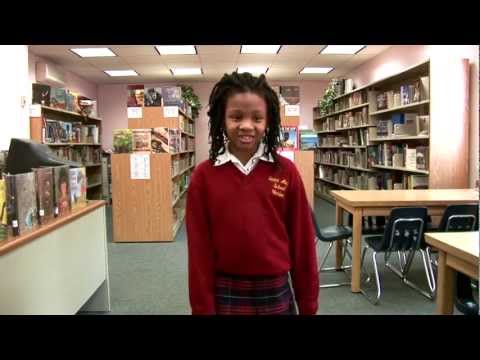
left=102, top=199, right=462, bottom=315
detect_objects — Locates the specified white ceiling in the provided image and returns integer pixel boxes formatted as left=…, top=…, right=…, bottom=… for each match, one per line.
left=29, top=45, right=392, bottom=84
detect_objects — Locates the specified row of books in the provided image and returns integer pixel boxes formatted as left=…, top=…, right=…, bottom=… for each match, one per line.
left=32, top=83, right=97, bottom=117
left=318, top=165, right=428, bottom=190
left=334, top=91, right=367, bottom=112
left=0, top=166, right=87, bottom=239
left=331, top=78, right=355, bottom=98
left=319, top=128, right=373, bottom=147
left=376, top=114, right=429, bottom=137
left=171, top=155, right=194, bottom=177
left=371, top=76, right=429, bottom=111
left=367, top=144, right=429, bottom=170
left=44, top=120, right=99, bottom=144
left=179, top=115, right=195, bottom=135
left=51, top=146, right=102, bottom=165
left=316, top=149, right=370, bottom=170
left=172, top=173, right=190, bottom=203
left=128, top=85, right=193, bottom=119
left=113, top=128, right=195, bottom=154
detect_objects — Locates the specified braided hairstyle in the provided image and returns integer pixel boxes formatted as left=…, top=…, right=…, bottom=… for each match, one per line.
left=207, top=72, right=281, bottom=164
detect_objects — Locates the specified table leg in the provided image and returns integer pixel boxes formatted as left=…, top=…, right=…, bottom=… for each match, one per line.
left=335, top=204, right=344, bottom=269
left=351, top=208, right=362, bottom=293
left=437, top=251, right=454, bottom=315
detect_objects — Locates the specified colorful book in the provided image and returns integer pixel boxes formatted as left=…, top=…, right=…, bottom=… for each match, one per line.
left=162, top=86, right=183, bottom=107
left=127, top=85, right=145, bottom=107
left=53, top=165, right=71, bottom=217
left=113, top=129, right=133, bottom=153
left=32, top=83, right=51, bottom=106
left=168, top=129, right=181, bottom=153
left=416, top=146, right=429, bottom=170
left=280, top=126, right=299, bottom=150
left=5, top=172, right=38, bottom=236
left=34, top=167, right=55, bottom=225
left=69, top=167, right=87, bottom=210
left=50, top=88, right=68, bottom=109
left=132, top=129, right=152, bottom=152
left=0, top=179, right=7, bottom=240
left=144, top=87, right=163, bottom=107
left=151, top=127, right=170, bottom=153
left=300, top=130, right=318, bottom=150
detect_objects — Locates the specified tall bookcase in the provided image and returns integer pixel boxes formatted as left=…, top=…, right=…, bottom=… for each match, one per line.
left=29, top=105, right=104, bottom=200
left=314, top=59, right=470, bottom=203
left=112, top=106, right=195, bottom=242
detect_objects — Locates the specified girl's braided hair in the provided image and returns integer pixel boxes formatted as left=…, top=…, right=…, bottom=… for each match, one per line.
left=207, top=72, right=281, bottom=164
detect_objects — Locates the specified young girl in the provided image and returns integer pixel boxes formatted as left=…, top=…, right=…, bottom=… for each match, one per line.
left=186, top=72, right=318, bottom=315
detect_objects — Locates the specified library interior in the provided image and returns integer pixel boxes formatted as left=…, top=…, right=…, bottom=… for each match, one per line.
left=0, top=45, right=478, bottom=315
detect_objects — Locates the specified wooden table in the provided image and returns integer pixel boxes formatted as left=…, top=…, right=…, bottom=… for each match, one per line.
left=425, top=232, right=479, bottom=315
left=330, top=189, right=478, bottom=293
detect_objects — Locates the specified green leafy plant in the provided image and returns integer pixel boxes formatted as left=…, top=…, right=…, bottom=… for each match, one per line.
left=318, top=82, right=337, bottom=116
left=180, top=85, right=202, bottom=119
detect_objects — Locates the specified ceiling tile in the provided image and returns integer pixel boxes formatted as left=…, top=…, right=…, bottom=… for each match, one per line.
left=199, top=53, right=239, bottom=64
left=85, top=57, right=129, bottom=67
left=123, top=56, right=164, bottom=65
left=279, top=45, right=324, bottom=56
left=111, top=46, right=158, bottom=56
left=196, top=45, right=241, bottom=55
left=237, top=54, right=277, bottom=63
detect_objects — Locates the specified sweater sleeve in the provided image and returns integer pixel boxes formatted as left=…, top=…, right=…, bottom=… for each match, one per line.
left=286, top=165, right=319, bottom=315
left=186, top=166, right=216, bottom=315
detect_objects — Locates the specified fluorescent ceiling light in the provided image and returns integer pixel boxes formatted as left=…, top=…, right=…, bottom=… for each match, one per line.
left=171, top=68, right=202, bottom=76
left=70, top=48, right=116, bottom=57
left=104, top=70, right=138, bottom=77
left=237, top=66, right=269, bottom=75
left=300, top=67, right=333, bottom=74
left=156, top=45, right=196, bottom=55
left=320, top=45, right=366, bottom=54
left=241, top=45, right=281, bottom=54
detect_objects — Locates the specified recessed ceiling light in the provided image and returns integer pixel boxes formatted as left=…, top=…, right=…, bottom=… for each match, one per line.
left=320, top=45, right=366, bottom=55
left=156, top=46, right=197, bottom=55
left=300, top=67, right=334, bottom=74
left=70, top=48, right=117, bottom=57
left=170, top=68, right=202, bottom=76
left=241, top=45, right=281, bottom=54
left=104, top=70, right=138, bottom=77
left=237, top=66, right=269, bottom=75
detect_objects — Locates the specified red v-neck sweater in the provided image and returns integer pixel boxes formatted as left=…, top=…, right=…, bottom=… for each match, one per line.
left=186, top=156, right=319, bottom=315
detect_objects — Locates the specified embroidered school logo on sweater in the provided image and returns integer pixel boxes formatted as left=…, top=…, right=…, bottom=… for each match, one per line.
left=268, top=176, right=289, bottom=198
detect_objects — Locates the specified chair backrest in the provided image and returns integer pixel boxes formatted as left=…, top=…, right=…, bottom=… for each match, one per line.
left=311, top=209, right=321, bottom=238
left=438, top=204, right=479, bottom=232
left=380, top=207, right=428, bottom=252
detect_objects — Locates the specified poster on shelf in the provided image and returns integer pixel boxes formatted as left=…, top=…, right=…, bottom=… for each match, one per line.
left=285, top=105, right=300, bottom=117
left=163, top=106, right=179, bottom=118
left=280, top=126, right=299, bottom=150
left=130, top=153, right=150, bottom=180
left=127, top=107, right=143, bottom=118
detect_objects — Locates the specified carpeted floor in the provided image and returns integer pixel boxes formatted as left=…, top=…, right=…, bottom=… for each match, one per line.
left=102, top=199, right=463, bottom=315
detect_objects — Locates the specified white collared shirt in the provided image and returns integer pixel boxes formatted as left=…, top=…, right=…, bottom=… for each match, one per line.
left=214, top=142, right=274, bottom=175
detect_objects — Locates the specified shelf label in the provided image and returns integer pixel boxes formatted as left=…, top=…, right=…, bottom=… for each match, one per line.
left=130, top=154, right=151, bottom=180
left=163, top=106, right=179, bottom=118
left=30, top=104, right=41, bottom=117
left=39, top=209, right=45, bottom=217
left=285, top=105, right=300, bottom=117
left=127, top=107, right=143, bottom=118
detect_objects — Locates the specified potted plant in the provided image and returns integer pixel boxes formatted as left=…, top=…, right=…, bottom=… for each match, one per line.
left=318, top=82, right=337, bottom=116
left=180, top=85, right=202, bottom=119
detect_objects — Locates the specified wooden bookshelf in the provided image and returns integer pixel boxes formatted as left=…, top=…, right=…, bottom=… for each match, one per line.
left=316, top=177, right=358, bottom=190
left=314, top=58, right=469, bottom=197
left=316, top=124, right=375, bottom=135
left=314, top=190, right=336, bottom=204
left=318, top=145, right=367, bottom=149
left=30, top=105, right=104, bottom=201
left=317, top=162, right=375, bottom=173
left=113, top=105, right=196, bottom=242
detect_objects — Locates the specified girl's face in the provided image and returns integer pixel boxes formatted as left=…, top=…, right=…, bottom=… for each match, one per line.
left=224, top=92, right=267, bottom=155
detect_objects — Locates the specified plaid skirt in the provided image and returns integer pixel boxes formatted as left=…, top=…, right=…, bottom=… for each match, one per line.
left=214, top=273, right=297, bottom=315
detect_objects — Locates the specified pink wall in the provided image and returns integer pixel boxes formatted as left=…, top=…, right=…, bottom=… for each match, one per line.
left=98, top=80, right=329, bottom=163
left=344, top=45, right=479, bottom=188
left=28, top=51, right=98, bottom=100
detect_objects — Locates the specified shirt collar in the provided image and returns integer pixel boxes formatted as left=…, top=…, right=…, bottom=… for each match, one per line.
left=214, top=142, right=274, bottom=167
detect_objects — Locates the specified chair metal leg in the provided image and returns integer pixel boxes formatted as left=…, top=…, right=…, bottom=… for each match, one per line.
left=423, top=249, right=436, bottom=294
left=360, top=249, right=382, bottom=305
left=319, top=238, right=352, bottom=288
left=401, top=249, right=435, bottom=301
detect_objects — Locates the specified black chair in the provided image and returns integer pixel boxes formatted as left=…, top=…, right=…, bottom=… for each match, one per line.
left=426, top=204, right=479, bottom=315
left=359, top=207, right=429, bottom=304
left=311, top=211, right=353, bottom=288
